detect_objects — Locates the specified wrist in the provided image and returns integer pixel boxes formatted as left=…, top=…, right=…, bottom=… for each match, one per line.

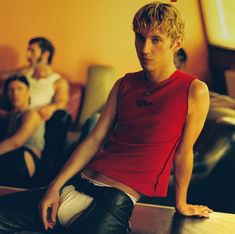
left=48, top=180, right=62, bottom=192
left=174, top=184, right=188, bottom=210
left=175, top=193, right=187, bottom=211
left=51, top=101, right=62, bottom=110
left=175, top=202, right=187, bottom=211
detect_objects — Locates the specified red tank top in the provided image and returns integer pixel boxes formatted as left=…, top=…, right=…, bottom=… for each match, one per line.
left=88, top=70, right=195, bottom=197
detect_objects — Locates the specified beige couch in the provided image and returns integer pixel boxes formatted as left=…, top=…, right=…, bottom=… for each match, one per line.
left=67, top=65, right=117, bottom=146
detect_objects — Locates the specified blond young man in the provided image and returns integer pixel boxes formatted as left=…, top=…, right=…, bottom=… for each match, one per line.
left=0, top=2, right=212, bottom=234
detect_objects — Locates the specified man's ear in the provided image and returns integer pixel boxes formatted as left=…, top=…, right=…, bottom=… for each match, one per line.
left=41, top=51, right=50, bottom=64
left=172, top=37, right=183, bottom=52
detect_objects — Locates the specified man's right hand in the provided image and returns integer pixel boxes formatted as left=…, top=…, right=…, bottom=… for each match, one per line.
left=39, top=186, right=60, bottom=230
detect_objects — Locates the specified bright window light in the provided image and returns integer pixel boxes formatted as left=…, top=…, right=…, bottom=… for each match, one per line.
left=200, top=0, right=235, bottom=50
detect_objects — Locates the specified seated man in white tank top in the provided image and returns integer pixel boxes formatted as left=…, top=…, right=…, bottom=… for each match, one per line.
left=0, top=37, right=69, bottom=121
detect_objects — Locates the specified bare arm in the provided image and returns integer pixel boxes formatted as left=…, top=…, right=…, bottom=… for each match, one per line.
left=0, top=110, right=41, bottom=155
left=38, top=78, right=69, bottom=120
left=52, top=78, right=69, bottom=109
left=50, top=79, right=119, bottom=188
left=39, top=79, right=120, bottom=230
left=173, top=79, right=213, bottom=217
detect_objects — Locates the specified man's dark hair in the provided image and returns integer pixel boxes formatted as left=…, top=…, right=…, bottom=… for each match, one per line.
left=3, top=75, right=29, bottom=92
left=3, top=75, right=30, bottom=110
left=29, top=37, right=55, bottom=64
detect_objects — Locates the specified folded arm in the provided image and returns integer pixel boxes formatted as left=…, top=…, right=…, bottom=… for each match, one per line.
left=0, top=110, right=42, bottom=155
left=38, top=78, right=69, bottom=120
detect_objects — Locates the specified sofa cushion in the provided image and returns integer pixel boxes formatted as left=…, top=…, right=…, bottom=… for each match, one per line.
left=76, top=65, right=117, bottom=130
left=67, top=82, right=84, bottom=127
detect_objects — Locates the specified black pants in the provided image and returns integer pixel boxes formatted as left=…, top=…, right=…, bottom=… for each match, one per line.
left=0, top=176, right=134, bottom=234
left=0, top=146, right=40, bottom=188
left=65, top=176, right=134, bottom=234
left=0, top=188, right=46, bottom=234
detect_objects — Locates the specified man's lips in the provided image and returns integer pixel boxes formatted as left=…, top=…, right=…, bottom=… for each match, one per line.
left=141, top=57, right=153, bottom=63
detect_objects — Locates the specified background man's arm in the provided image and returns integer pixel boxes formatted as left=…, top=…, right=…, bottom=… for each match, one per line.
left=0, top=110, right=41, bottom=155
left=53, top=78, right=69, bottom=109
left=173, top=79, right=212, bottom=217
left=38, top=78, right=69, bottom=120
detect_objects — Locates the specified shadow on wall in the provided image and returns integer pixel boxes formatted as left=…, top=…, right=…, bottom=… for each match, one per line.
left=0, top=46, right=19, bottom=72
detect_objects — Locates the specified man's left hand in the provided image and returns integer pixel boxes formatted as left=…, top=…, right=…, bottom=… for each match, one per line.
left=176, top=204, right=213, bottom=218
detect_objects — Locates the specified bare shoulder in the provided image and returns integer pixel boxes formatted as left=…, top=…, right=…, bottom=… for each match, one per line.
left=100, top=78, right=123, bottom=109
left=114, top=77, right=122, bottom=88
left=188, top=79, right=209, bottom=116
left=0, top=66, right=31, bottom=80
left=19, top=66, right=32, bottom=75
left=54, top=77, right=68, bottom=86
left=189, top=79, right=209, bottom=99
left=107, top=77, right=123, bottom=97
left=54, top=77, right=69, bottom=94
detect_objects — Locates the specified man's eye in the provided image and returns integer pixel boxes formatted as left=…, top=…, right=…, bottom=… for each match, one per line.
left=152, top=38, right=159, bottom=44
left=136, top=34, right=145, bottom=42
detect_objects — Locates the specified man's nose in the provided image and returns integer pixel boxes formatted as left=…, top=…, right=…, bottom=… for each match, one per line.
left=12, top=90, right=20, bottom=98
left=142, top=40, right=151, bottom=54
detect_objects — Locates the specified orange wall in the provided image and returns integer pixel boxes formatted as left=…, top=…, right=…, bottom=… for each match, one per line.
left=0, top=0, right=210, bottom=84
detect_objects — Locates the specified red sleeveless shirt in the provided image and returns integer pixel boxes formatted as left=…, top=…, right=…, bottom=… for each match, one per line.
left=88, top=70, right=195, bottom=197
